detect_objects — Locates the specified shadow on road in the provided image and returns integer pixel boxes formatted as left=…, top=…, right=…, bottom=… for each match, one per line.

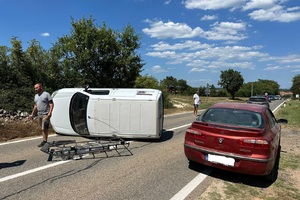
left=159, top=130, right=174, bottom=142
left=188, top=162, right=274, bottom=188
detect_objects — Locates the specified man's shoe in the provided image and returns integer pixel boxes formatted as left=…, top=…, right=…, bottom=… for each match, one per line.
left=38, top=141, right=47, bottom=147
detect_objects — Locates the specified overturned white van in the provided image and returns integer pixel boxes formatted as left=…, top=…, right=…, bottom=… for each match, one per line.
left=50, top=88, right=164, bottom=139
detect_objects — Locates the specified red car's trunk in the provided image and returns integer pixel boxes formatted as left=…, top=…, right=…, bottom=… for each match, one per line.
left=186, top=121, right=271, bottom=158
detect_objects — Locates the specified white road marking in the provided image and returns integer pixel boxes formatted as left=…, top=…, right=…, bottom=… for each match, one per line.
left=0, top=160, right=71, bottom=182
left=170, top=168, right=213, bottom=200
left=0, top=134, right=56, bottom=146
left=167, top=123, right=191, bottom=131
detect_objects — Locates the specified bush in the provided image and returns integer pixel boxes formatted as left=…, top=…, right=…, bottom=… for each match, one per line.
left=163, top=92, right=173, bottom=109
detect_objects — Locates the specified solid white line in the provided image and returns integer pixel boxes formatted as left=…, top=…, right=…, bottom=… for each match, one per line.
left=167, top=123, right=191, bottom=131
left=170, top=168, right=213, bottom=200
left=0, top=160, right=71, bottom=182
left=0, top=134, right=56, bottom=146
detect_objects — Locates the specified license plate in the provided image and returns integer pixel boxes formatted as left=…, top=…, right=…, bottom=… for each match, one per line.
left=206, top=154, right=235, bottom=167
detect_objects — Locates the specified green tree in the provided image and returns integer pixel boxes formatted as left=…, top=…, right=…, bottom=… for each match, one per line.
left=0, top=46, right=10, bottom=88
left=177, top=79, right=191, bottom=95
left=134, top=74, right=159, bottom=89
left=160, top=76, right=178, bottom=93
left=52, top=16, right=143, bottom=88
left=209, top=84, right=217, bottom=97
left=26, top=39, right=50, bottom=86
left=290, top=74, right=300, bottom=97
left=1, top=38, right=35, bottom=111
left=255, top=79, right=280, bottom=95
left=0, top=45, right=12, bottom=110
left=198, top=86, right=206, bottom=96
left=10, top=37, right=33, bottom=87
left=218, top=69, right=244, bottom=99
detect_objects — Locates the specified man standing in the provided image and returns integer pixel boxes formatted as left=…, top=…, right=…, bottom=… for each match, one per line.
left=29, top=83, right=54, bottom=147
left=193, top=91, right=200, bottom=116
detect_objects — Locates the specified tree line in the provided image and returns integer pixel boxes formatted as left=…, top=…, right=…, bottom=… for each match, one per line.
left=0, top=17, right=145, bottom=112
left=0, top=16, right=298, bottom=112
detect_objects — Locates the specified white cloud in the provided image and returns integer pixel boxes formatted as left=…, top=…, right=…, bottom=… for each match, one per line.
left=201, top=15, right=218, bottom=21
left=189, top=68, right=208, bottom=72
left=242, top=0, right=300, bottom=22
left=151, top=40, right=212, bottom=51
left=182, top=0, right=300, bottom=22
left=204, top=21, right=248, bottom=41
left=268, top=54, right=300, bottom=63
left=146, top=41, right=270, bottom=73
left=264, top=65, right=286, bottom=70
left=149, top=43, right=267, bottom=61
left=187, top=59, right=210, bottom=67
left=183, top=0, right=245, bottom=10
left=248, top=5, right=300, bottom=22
left=280, top=55, right=300, bottom=63
left=146, top=51, right=178, bottom=59
left=210, top=61, right=255, bottom=69
left=143, top=20, right=247, bottom=41
left=143, top=20, right=204, bottom=39
left=40, top=32, right=50, bottom=37
left=243, top=0, right=276, bottom=10
left=151, top=65, right=166, bottom=73
left=164, top=0, right=171, bottom=4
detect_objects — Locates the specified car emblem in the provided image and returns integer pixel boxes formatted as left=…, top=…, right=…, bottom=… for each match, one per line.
left=218, top=138, right=224, bottom=144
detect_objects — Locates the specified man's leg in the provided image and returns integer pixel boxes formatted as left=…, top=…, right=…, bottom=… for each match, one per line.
left=42, top=129, right=48, bottom=142
left=42, top=116, right=50, bottom=142
left=38, top=115, right=49, bottom=147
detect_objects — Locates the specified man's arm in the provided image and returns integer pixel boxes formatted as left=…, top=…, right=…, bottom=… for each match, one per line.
left=48, top=100, right=54, bottom=118
left=29, top=104, right=37, bottom=119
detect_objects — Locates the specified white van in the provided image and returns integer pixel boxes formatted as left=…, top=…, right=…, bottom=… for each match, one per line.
left=50, top=88, right=164, bottom=139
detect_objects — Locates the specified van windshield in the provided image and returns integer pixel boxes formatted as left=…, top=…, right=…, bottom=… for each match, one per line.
left=69, top=92, right=89, bottom=135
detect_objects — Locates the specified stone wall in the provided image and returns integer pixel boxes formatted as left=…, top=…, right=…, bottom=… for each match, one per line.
left=0, top=109, right=30, bottom=123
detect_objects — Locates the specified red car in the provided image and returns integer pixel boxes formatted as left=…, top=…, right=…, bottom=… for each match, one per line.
left=184, top=102, right=288, bottom=181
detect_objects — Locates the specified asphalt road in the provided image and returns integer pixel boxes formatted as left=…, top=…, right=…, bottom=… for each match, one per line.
left=0, top=100, right=285, bottom=200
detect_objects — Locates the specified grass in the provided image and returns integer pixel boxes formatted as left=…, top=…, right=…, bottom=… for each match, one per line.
left=275, top=99, right=300, bottom=129
left=0, top=120, right=56, bottom=142
left=165, top=95, right=248, bottom=115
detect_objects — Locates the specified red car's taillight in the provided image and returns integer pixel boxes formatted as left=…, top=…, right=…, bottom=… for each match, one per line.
left=237, top=139, right=270, bottom=149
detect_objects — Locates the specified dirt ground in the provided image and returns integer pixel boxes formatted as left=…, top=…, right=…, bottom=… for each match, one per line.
left=198, top=128, right=300, bottom=200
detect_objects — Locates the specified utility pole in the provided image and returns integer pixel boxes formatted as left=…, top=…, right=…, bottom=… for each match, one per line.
left=205, top=83, right=210, bottom=103
left=251, top=82, right=253, bottom=96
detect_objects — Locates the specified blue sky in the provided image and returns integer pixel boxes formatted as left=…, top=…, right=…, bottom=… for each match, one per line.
left=1, top=0, right=300, bottom=89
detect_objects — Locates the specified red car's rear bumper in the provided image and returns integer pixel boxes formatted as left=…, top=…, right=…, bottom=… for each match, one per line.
left=184, top=144, right=275, bottom=176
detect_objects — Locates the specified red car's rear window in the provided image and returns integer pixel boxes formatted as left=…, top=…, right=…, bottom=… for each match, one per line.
left=199, top=108, right=264, bottom=128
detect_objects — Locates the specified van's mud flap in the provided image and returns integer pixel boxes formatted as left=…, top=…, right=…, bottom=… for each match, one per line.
left=40, top=137, right=133, bottom=161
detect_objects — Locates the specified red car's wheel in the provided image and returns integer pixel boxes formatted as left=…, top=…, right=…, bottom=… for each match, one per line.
left=264, top=145, right=281, bottom=182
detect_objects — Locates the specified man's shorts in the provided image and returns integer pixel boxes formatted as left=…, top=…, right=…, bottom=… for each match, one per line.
left=194, top=104, right=199, bottom=108
left=38, top=115, right=50, bottom=130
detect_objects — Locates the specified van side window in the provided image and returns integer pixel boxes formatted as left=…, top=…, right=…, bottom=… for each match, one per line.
left=85, top=90, right=110, bottom=95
